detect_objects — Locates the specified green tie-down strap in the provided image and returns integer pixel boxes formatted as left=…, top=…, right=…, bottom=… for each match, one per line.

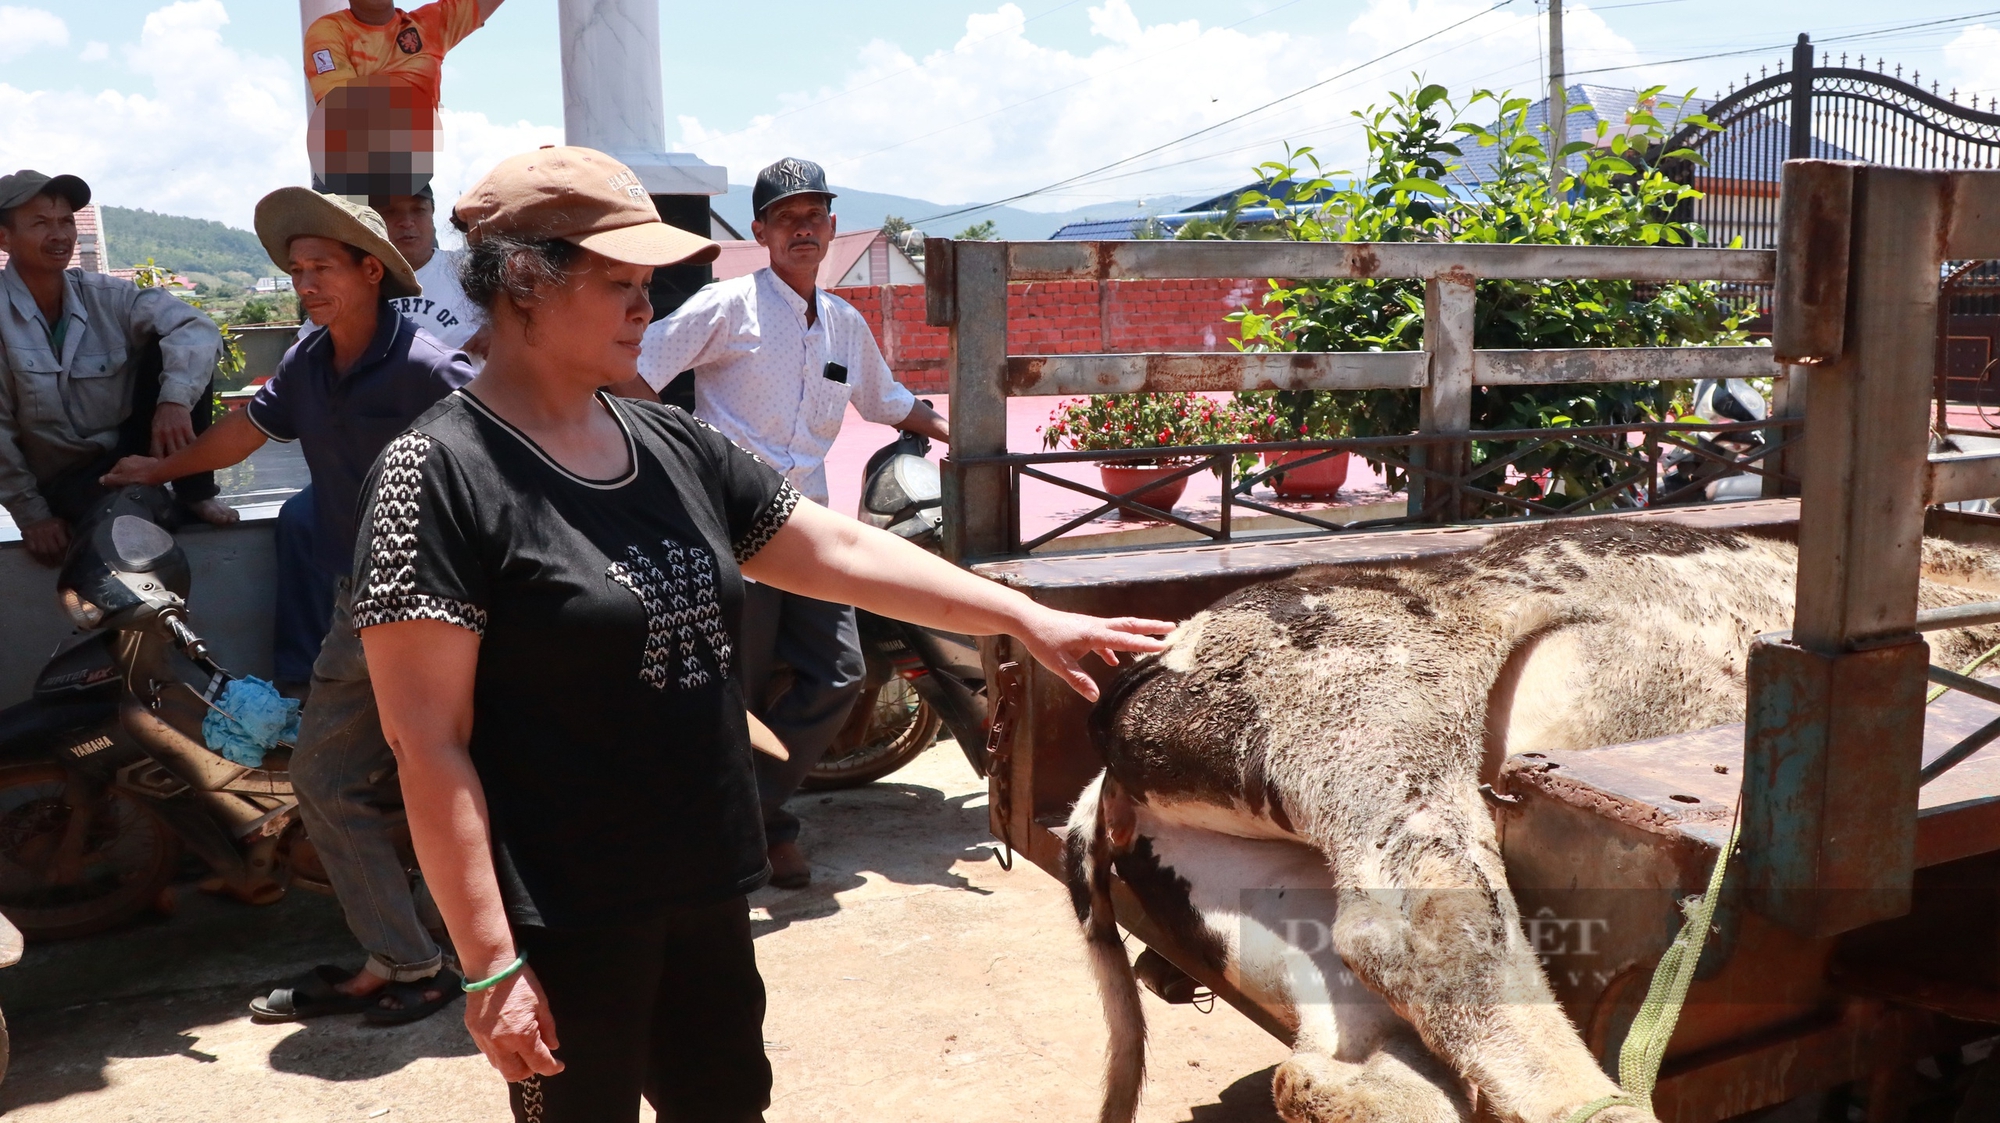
left=1565, top=814, right=1743, bottom=1123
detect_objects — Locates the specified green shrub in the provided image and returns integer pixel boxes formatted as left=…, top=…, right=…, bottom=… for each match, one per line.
left=1229, top=81, right=1746, bottom=507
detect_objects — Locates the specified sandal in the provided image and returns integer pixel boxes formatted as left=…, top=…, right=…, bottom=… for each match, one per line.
left=364, top=968, right=462, bottom=1026
left=249, top=965, right=374, bottom=1021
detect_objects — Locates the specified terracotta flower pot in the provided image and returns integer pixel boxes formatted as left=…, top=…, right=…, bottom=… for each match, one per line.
left=1263, top=450, right=1350, bottom=497
left=1098, top=464, right=1189, bottom=516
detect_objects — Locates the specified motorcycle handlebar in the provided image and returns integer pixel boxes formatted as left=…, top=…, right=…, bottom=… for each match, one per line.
left=160, top=610, right=219, bottom=674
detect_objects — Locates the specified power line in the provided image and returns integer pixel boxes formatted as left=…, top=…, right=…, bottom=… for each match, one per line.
left=1588, top=0, right=1693, bottom=10
left=1029, top=52, right=1548, bottom=200
left=829, top=0, right=1317, bottom=169
left=1568, top=10, right=2000, bottom=78
left=1025, top=51, right=1557, bottom=215
left=758, top=0, right=1093, bottom=127
left=912, top=0, right=1522, bottom=225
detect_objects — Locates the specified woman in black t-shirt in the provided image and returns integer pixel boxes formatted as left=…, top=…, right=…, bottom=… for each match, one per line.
left=351, top=147, right=1174, bottom=1123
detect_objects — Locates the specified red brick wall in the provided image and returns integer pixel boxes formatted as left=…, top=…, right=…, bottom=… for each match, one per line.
left=829, top=278, right=1270, bottom=395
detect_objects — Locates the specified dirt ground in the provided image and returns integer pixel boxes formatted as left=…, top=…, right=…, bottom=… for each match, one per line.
left=0, top=740, right=1290, bottom=1122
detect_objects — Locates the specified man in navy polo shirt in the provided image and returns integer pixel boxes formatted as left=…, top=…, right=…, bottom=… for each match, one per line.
left=104, top=188, right=471, bottom=1025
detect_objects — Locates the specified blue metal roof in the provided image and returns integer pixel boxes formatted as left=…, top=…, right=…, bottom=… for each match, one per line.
left=1048, top=217, right=1146, bottom=240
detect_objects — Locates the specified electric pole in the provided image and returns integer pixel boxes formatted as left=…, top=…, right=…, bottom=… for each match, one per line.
left=1548, top=0, right=1567, bottom=167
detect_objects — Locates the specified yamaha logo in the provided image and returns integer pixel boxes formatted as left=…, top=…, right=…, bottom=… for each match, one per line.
left=66, top=735, right=114, bottom=759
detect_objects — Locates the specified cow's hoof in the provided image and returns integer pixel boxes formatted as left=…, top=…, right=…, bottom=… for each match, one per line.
left=1272, top=1049, right=1467, bottom=1123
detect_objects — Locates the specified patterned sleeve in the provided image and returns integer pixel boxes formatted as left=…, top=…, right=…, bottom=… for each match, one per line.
left=680, top=412, right=801, bottom=563
left=350, top=430, right=491, bottom=635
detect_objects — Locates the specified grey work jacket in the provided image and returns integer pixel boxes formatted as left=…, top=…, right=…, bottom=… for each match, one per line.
left=0, top=262, right=221, bottom=526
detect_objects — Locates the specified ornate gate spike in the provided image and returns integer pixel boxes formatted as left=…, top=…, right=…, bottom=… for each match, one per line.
left=1657, top=41, right=2000, bottom=262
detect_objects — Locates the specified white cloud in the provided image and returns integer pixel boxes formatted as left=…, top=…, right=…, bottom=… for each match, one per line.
left=431, top=109, right=564, bottom=229
left=79, top=40, right=109, bottom=62
left=674, top=0, right=1640, bottom=214
left=0, top=6, right=68, bottom=62
left=1942, top=26, right=2000, bottom=108
left=0, top=1, right=567, bottom=234
left=0, top=1, right=305, bottom=231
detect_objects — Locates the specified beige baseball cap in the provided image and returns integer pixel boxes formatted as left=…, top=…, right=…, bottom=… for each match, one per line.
left=451, top=147, right=720, bottom=268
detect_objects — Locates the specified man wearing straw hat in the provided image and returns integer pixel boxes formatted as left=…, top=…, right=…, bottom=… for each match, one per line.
left=104, top=188, right=473, bottom=1025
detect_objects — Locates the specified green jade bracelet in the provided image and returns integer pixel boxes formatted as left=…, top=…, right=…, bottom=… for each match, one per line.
left=463, top=955, right=526, bottom=992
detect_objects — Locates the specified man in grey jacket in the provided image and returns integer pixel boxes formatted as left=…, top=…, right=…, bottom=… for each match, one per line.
left=0, top=169, right=233, bottom=565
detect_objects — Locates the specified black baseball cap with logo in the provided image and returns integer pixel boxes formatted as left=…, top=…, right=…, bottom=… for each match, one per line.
left=751, top=157, right=835, bottom=219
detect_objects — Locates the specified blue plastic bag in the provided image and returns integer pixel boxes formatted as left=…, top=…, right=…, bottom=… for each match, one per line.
left=201, top=676, right=302, bottom=769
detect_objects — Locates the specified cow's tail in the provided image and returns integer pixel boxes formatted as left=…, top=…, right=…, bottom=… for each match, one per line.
left=1064, top=770, right=1146, bottom=1123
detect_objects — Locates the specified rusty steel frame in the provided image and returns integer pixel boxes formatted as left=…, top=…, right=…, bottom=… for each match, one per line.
left=932, top=235, right=1802, bottom=564
left=938, top=162, right=2000, bottom=1122
left=962, top=418, right=1801, bottom=554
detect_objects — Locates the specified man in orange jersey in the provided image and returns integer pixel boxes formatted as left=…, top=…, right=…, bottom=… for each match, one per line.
left=303, top=0, right=506, bottom=109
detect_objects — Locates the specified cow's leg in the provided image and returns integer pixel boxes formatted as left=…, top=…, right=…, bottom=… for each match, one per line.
left=1272, top=1033, right=1468, bottom=1123
left=1319, top=790, right=1651, bottom=1123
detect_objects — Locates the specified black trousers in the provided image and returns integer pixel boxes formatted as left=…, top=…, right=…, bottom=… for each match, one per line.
left=737, top=583, right=864, bottom=846
left=509, top=897, right=770, bottom=1123
left=41, top=339, right=219, bottom=523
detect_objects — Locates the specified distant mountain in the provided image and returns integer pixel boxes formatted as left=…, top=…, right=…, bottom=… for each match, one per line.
left=99, top=183, right=1206, bottom=289
left=100, top=206, right=270, bottom=281
left=711, top=183, right=1206, bottom=241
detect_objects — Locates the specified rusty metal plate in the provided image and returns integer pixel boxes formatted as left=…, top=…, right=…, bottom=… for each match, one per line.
left=1501, top=679, right=2000, bottom=871
left=1772, top=160, right=1856, bottom=365
left=1001, top=240, right=1778, bottom=285
left=973, top=499, right=1801, bottom=593
left=1474, top=347, right=1787, bottom=387
left=1744, top=639, right=1927, bottom=936
left=1003, top=351, right=1427, bottom=396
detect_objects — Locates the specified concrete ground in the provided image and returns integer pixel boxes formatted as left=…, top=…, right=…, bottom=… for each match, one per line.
left=0, top=740, right=1289, bottom=1123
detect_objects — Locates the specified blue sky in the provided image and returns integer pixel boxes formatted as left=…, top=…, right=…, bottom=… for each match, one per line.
left=5, top=1, right=2000, bottom=229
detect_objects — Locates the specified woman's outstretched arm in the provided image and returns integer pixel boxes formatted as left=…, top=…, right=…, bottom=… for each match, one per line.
left=739, top=502, right=1175, bottom=701
left=361, top=618, right=562, bottom=1082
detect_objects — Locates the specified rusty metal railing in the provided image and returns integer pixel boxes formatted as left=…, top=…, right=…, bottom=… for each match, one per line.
left=927, top=237, right=1799, bottom=564
left=965, top=417, right=1800, bottom=554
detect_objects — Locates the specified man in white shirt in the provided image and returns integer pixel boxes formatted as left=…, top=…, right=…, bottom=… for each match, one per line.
left=377, top=187, right=483, bottom=355
left=632, top=157, right=947, bottom=888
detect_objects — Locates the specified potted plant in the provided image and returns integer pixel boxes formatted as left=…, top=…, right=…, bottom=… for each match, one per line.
left=1041, top=392, right=1238, bottom=515
left=1235, top=389, right=1351, bottom=497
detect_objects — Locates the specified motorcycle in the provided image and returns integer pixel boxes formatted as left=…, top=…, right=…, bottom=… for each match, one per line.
left=0, top=486, right=398, bottom=942
left=802, top=429, right=993, bottom=789
left=1659, top=377, right=1771, bottom=503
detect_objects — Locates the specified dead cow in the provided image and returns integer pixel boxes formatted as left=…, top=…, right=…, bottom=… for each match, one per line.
left=1065, top=521, right=2000, bottom=1123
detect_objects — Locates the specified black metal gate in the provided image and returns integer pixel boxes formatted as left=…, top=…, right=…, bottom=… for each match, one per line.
left=1663, top=34, right=2000, bottom=253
